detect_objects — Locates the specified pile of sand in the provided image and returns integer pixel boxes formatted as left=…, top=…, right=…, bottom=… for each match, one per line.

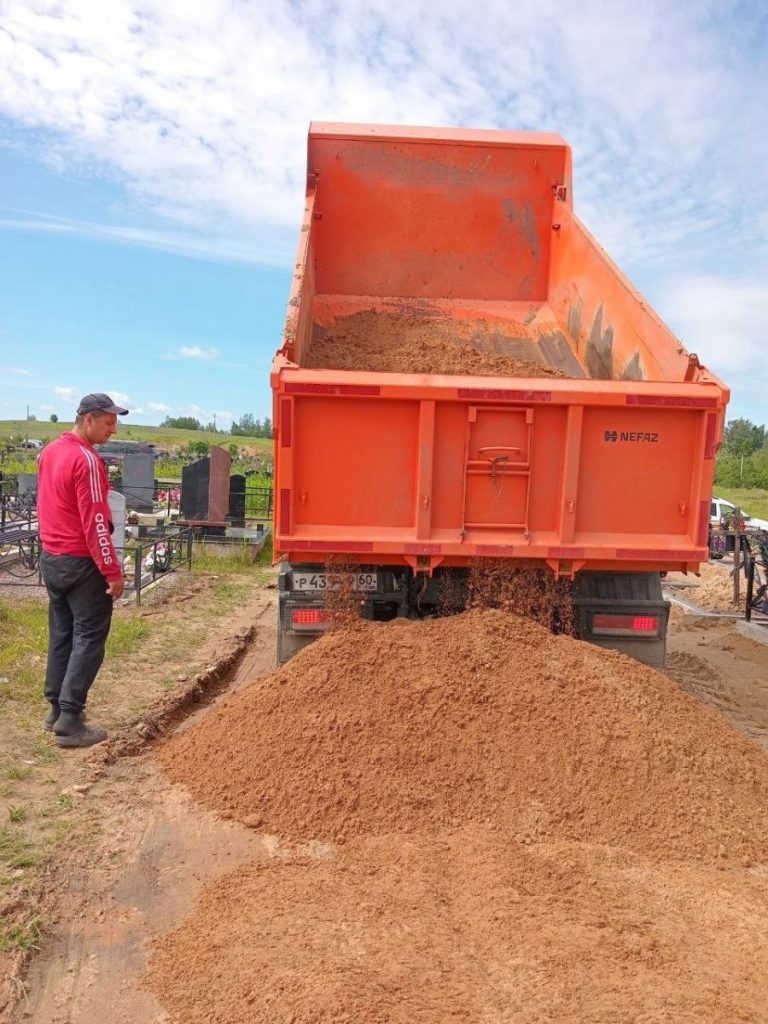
left=304, top=311, right=567, bottom=377
left=158, top=610, right=768, bottom=863
left=148, top=610, right=768, bottom=1023
left=690, top=562, right=743, bottom=612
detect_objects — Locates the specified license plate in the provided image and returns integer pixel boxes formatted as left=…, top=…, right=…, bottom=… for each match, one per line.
left=292, top=572, right=378, bottom=592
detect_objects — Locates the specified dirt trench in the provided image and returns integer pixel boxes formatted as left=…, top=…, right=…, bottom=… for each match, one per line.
left=13, top=594, right=768, bottom=1024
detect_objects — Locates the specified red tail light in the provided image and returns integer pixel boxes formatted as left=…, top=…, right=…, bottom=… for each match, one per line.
left=592, top=613, right=660, bottom=636
left=290, top=608, right=328, bottom=629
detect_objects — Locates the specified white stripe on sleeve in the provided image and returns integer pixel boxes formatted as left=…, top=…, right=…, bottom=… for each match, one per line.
left=79, top=446, right=101, bottom=502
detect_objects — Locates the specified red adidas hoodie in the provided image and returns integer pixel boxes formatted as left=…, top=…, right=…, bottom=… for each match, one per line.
left=37, top=433, right=122, bottom=580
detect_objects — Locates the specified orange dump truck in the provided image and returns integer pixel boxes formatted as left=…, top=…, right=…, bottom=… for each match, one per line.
left=271, top=123, right=729, bottom=667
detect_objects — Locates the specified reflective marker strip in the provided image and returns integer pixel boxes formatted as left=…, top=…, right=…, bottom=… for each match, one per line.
left=284, top=383, right=381, bottom=396
left=625, top=395, right=718, bottom=409
left=457, top=388, right=552, bottom=402
left=279, top=488, right=291, bottom=534
left=704, top=413, right=718, bottom=459
left=281, top=399, right=292, bottom=448
left=287, top=540, right=376, bottom=552
left=698, top=500, right=710, bottom=546
left=615, top=548, right=701, bottom=560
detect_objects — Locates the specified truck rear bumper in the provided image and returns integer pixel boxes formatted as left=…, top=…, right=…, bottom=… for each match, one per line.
left=277, top=564, right=670, bottom=669
left=573, top=571, right=670, bottom=669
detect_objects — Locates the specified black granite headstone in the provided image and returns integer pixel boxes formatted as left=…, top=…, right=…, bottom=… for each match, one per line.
left=229, top=474, right=246, bottom=528
left=122, top=453, right=154, bottom=512
left=181, top=457, right=210, bottom=520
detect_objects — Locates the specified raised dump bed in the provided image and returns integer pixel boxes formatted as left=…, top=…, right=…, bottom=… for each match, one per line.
left=271, top=123, right=729, bottom=666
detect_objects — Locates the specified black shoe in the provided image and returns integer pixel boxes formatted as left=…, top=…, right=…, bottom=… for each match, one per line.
left=43, top=706, right=86, bottom=732
left=53, top=711, right=107, bottom=749
left=42, top=703, right=60, bottom=732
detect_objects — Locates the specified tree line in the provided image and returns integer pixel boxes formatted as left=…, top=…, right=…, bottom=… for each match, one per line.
left=715, top=418, right=768, bottom=489
left=161, top=414, right=273, bottom=438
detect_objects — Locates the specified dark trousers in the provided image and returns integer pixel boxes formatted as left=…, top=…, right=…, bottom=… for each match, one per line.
left=40, top=552, right=113, bottom=714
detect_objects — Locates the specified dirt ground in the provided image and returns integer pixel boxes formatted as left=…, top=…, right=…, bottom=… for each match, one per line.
left=6, top=578, right=768, bottom=1023
left=664, top=560, right=745, bottom=613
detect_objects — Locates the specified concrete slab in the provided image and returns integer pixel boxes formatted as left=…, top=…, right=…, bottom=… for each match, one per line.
left=736, top=620, right=768, bottom=646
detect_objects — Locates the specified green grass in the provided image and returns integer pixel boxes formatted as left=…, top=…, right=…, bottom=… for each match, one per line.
left=714, top=488, right=768, bottom=521
left=0, top=914, right=42, bottom=952
left=27, top=737, right=58, bottom=765
left=0, top=602, right=149, bottom=707
left=0, top=454, right=38, bottom=474
left=0, top=826, right=40, bottom=871
left=0, top=420, right=272, bottom=454
left=191, top=534, right=273, bottom=574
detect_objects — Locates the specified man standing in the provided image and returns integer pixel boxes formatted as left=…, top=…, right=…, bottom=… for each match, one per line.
left=37, top=393, right=128, bottom=748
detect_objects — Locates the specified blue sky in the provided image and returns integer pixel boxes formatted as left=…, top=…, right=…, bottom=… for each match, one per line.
left=0, top=0, right=766, bottom=428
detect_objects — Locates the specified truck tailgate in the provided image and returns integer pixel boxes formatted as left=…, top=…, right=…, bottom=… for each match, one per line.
left=273, top=365, right=723, bottom=576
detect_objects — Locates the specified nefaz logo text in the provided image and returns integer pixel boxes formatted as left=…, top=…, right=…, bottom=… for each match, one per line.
left=604, top=430, right=659, bottom=443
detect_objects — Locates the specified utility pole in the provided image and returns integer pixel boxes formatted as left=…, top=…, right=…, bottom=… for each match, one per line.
left=733, top=509, right=741, bottom=609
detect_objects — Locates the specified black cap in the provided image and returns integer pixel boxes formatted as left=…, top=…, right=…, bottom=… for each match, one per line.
left=76, top=393, right=129, bottom=416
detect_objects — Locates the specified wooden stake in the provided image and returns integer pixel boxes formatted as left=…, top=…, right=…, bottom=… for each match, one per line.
left=733, top=509, right=741, bottom=609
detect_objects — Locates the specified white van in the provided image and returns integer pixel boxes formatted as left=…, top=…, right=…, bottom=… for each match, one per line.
left=711, top=496, right=768, bottom=531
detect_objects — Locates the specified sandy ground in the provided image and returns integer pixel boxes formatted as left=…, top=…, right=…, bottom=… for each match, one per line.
left=11, top=586, right=278, bottom=1024
left=9, top=592, right=768, bottom=1024
left=664, top=560, right=746, bottom=613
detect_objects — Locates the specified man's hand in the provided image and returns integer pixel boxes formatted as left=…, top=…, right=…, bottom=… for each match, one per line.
left=106, top=576, right=125, bottom=600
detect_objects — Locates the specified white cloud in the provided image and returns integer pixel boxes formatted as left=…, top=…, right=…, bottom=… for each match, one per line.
left=0, top=210, right=289, bottom=265
left=660, top=276, right=767, bottom=372
left=659, top=274, right=768, bottom=417
left=180, top=346, right=219, bottom=361
left=0, top=1, right=765, bottom=424
left=106, top=390, right=132, bottom=408
left=146, top=401, right=173, bottom=413
left=53, top=385, right=80, bottom=402
left=164, top=345, right=220, bottom=361
left=0, top=0, right=764, bottom=275
left=2, top=366, right=31, bottom=375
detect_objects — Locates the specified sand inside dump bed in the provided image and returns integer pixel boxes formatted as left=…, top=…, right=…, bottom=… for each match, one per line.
left=304, top=310, right=568, bottom=377
left=149, top=610, right=768, bottom=1024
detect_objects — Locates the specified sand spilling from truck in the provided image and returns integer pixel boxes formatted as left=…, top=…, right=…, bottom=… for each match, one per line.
left=467, top=559, right=575, bottom=632
left=322, top=559, right=576, bottom=634
left=305, top=310, right=568, bottom=376
left=158, top=610, right=768, bottom=863
left=150, top=610, right=768, bottom=1023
